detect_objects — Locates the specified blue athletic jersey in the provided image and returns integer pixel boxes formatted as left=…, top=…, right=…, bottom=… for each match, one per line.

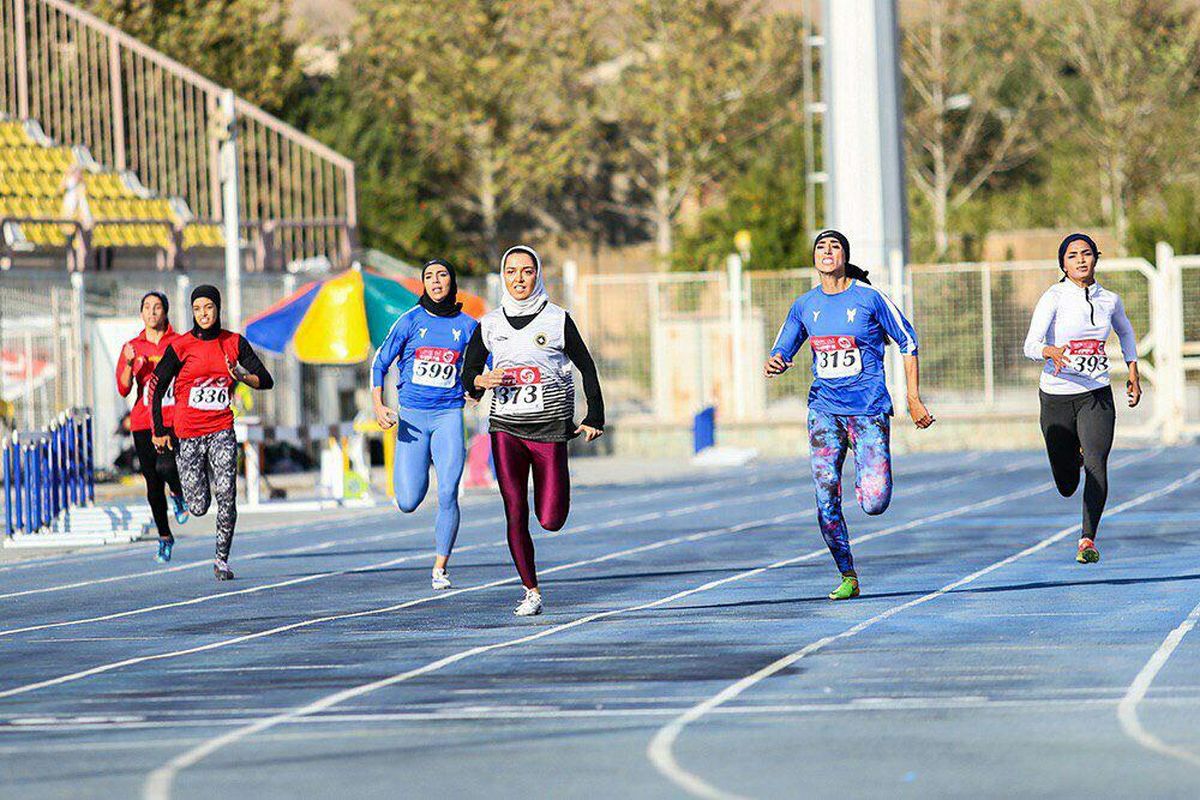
left=770, top=280, right=918, bottom=416
left=371, top=306, right=477, bottom=410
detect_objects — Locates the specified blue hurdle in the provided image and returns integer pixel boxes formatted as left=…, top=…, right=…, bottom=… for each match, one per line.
left=2, top=408, right=96, bottom=538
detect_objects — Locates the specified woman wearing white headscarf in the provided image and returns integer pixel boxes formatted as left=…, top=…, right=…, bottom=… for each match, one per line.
left=461, top=245, right=604, bottom=616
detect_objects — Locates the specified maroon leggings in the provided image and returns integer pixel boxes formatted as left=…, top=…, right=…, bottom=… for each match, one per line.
left=491, top=431, right=570, bottom=588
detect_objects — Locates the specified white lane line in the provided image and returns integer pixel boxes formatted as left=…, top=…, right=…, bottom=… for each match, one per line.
left=646, top=457, right=1192, bottom=800
left=139, top=454, right=1083, bottom=800
left=0, top=483, right=801, bottom=639
left=0, top=467, right=781, bottom=600
left=1117, top=597, right=1200, bottom=768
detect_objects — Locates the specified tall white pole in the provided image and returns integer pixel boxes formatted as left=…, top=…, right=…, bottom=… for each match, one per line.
left=219, top=88, right=242, bottom=330
left=822, top=0, right=908, bottom=272
left=726, top=254, right=746, bottom=420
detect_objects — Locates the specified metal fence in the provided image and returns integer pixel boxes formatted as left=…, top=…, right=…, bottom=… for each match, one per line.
left=0, top=0, right=356, bottom=267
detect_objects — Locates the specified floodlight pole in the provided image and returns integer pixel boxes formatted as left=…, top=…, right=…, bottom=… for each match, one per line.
left=219, top=88, right=242, bottom=331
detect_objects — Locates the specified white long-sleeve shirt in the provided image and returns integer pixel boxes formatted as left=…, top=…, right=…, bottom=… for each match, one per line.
left=1023, top=280, right=1138, bottom=395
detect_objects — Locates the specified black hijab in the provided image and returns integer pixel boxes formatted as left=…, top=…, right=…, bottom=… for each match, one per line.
left=1057, top=232, right=1100, bottom=324
left=418, top=259, right=462, bottom=317
left=190, top=284, right=222, bottom=340
left=813, top=229, right=871, bottom=285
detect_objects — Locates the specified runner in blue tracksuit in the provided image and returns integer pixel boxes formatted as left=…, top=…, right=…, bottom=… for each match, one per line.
left=372, top=259, right=477, bottom=590
left=766, top=230, right=935, bottom=600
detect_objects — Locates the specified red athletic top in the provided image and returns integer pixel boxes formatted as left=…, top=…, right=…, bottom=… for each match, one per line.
left=161, top=331, right=242, bottom=439
left=115, top=326, right=178, bottom=432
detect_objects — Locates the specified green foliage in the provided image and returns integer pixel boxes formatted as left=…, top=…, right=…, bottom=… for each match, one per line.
left=1129, top=185, right=1200, bottom=262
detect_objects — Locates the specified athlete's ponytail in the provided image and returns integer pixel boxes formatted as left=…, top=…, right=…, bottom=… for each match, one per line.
left=813, top=229, right=871, bottom=285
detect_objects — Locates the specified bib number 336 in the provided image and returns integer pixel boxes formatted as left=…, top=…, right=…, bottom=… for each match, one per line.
left=188, top=382, right=230, bottom=410
left=811, top=336, right=862, bottom=379
left=494, top=366, right=544, bottom=414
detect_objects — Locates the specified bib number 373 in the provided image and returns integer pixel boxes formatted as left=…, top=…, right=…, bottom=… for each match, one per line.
left=811, top=336, right=862, bottom=379
left=1067, top=339, right=1109, bottom=377
left=494, top=366, right=544, bottom=414
left=412, top=347, right=459, bottom=388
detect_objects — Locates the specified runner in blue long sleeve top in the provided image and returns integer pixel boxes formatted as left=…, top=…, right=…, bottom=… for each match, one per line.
left=371, top=259, right=477, bottom=590
left=766, top=230, right=935, bottom=600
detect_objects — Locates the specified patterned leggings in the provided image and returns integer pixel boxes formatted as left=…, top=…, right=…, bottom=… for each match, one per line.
left=178, top=427, right=239, bottom=562
left=808, top=410, right=893, bottom=574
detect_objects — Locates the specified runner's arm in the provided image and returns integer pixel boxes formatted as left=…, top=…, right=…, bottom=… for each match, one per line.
left=370, top=316, right=408, bottom=392
left=1112, top=296, right=1139, bottom=364
left=1023, top=291, right=1057, bottom=361
left=460, top=327, right=491, bottom=401
left=871, top=289, right=919, bottom=355
left=769, top=301, right=808, bottom=361
left=564, top=314, right=604, bottom=430
left=151, top=345, right=181, bottom=437
left=235, top=338, right=273, bottom=390
left=115, top=349, right=135, bottom=396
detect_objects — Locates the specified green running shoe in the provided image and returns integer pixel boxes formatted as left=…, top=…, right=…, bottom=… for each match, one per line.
left=1076, top=537, right=1100, bottom=564
left=828, top=573, right=860, bottom=601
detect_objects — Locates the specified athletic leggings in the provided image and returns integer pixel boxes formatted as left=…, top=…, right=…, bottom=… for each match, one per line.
left=132, top=429, right=183, bottom=538
left=491, top=430, right=570, bottom=589
left=808, top=410, right=893, bottom=574
left=393, top=407, right=465, bottom=557
left=177, top=427, right=239, bottom=562
left=1039, top=386, right=1115, bottom=540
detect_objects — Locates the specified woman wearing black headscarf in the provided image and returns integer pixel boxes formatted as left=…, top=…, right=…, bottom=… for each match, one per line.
left=152, top=285, right=274, bottom=580
left=1023, top=233, right=1141, bottom=564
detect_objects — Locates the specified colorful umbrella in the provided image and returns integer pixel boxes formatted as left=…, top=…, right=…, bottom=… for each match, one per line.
left=244, top=268, right=486, bottom=364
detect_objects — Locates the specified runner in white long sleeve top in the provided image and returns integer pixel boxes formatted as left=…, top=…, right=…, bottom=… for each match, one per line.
left=1023, top=233, right=1142, bottom=564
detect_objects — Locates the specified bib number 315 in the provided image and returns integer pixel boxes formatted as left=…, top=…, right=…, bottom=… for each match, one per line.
left=494, top=366, right=544, bottom=414
left=811, top=336, right=862, bottom=379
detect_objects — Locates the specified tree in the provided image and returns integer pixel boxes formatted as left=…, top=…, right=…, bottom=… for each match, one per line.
left=1039, top=0, right=1200, bottom=251
left=344, top=0, right=606, bottom=265
left=87, top=0, right=303, bottom=114
left=596, top=0, right=801, bottom=260
left=901, top=0, right=1056, bottom=260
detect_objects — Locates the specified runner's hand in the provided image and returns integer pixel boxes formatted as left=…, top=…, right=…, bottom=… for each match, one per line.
left=1042, top=345, right=1069, bottom=375
left=151, top=434, right=172, bottom=451
left=764, top=354, right=792, bottom=378
left=225, top=356, right=250, bottom=382
left=474, top=367, right=505, bottom=390
left=908, top=396, right=935, bottom=429
left=1127, top=378, right=1142, bottom=408
left=374, top=402, right=398, bottom=430
left=121, top=342, right=136, bottom=363
left=576, top=424, right=603, bottom=442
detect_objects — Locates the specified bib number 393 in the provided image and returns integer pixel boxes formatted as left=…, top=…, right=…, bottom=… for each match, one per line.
left=188, top=382, right=230, bottom=411
left=1067, top=339, right=1108, bottom=378
left=494, top=366, right=544, bottom=414
left=811, top=336, right=862, bottom=379
left=412, top=347, right=459, bottom=388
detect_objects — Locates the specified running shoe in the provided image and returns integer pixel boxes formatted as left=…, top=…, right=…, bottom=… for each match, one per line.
left=171, top=494, right=190, bottom=525
left=514, top=588, right=543, bottom=616
left=1076, top=537, right=1100, bottom=564
left=431, top=568, right=452, bottom=590
left=155, top=537, right=174, bottom=564
left=828, top=573, right=860, bottom=601
left=213, top=559, right=235, bottom=581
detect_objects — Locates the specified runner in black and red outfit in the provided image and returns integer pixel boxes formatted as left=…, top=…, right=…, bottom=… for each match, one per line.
left=116, top=291, right=188, bottom=563
left=151, top=285, right=273, bottom=580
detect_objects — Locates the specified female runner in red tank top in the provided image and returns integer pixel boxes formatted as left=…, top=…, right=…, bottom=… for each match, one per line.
left=115, top=291, right=188, bottom=563
left=151, top=285, right=273, bottom=580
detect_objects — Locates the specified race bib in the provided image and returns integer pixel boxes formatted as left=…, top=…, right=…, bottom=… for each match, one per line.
left=188, top=382, right=230, bottom=411
left=412, top=346, right=459, bottom=388
left=494, top=366, right=544, bottom=414
left=141, top=378, right=175, bottom=408
left=811, top=336, right=862, bottom=379
left=1066, top=339, right=1108, bottom=378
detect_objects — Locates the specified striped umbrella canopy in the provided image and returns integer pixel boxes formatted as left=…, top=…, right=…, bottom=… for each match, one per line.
left=244, top=268, right=485, bottom=364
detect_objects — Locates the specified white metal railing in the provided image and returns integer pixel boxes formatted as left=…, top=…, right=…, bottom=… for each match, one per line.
left=0, top=0, right=356, bottom=267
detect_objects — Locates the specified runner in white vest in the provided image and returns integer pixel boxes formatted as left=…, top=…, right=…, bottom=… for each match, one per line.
left=462, top=245, right=604, bottom=616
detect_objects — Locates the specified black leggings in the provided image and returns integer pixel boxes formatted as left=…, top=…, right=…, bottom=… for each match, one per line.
left=1039, top=386, right=1115, bottom=540
left=132, top=429, right=183, bottom=538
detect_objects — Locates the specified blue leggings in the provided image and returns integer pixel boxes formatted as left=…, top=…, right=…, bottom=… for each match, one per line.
left=393, top=407, right=465, bottom=557
left=808, top=410, right=893, bottom=574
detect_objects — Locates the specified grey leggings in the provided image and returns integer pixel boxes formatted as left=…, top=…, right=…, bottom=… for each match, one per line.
left=178, top=427, right=239, bottom=561
left=1039, top=386, right=1115, bottom=540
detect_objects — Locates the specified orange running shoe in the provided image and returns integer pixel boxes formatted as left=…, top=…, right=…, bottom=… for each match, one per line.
left=1076, top=537, right=1100, bottom=564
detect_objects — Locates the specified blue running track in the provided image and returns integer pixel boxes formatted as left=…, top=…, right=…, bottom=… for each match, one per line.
left=1, top=447, right=1199, bottom=799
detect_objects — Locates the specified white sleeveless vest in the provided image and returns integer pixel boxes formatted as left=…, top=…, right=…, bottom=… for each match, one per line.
left=480, top=302, right=575, bottom=430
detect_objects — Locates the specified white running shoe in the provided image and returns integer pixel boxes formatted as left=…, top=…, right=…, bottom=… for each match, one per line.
left=514, top=588, right=543, bottom=616
left=431, top=568, right=452, bottom=590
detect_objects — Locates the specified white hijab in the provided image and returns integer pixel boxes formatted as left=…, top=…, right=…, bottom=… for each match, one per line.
left=499, top=245, right=549, bottom=316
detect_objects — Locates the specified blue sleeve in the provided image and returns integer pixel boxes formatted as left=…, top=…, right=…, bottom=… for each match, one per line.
left=770, top=300, right=808, bottom=360
left=870, top=288, right=918, bottom=355
left=371, top=314, right=409, bottom=389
